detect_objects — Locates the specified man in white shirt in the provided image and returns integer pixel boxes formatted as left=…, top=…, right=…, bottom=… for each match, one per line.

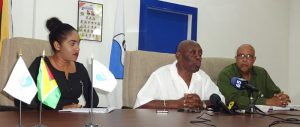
left=134, top=40, right=224, bottom=109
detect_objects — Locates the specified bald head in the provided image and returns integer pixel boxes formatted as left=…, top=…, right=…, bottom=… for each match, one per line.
left=176, top=40, right=200, bottom=53
left=236, top=44, right=255, bottom=56
left=235, top=44, right=256, bottom=75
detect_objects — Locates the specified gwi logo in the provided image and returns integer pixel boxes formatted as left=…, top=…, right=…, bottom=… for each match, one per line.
left=236, top=80, right=242, bottom=88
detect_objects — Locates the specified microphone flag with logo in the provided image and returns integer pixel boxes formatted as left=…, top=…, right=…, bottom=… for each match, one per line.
left=3, top=56, right=37, bottom=104
left=93, top=59, right=117, bottom=92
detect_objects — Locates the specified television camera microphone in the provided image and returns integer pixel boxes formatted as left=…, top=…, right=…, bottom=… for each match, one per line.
left=230, top=77, right=258, bottom=92
left=209, top=94, right=235, bottom=114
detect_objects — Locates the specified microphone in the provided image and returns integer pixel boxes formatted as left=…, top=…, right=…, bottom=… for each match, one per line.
left=227, top=101, right=235, bottom=110
left=230, top=77, right=258, bottom=92
left=227, top=101, right=238, bottom=111
left=209, top=94, right=233, bottom=114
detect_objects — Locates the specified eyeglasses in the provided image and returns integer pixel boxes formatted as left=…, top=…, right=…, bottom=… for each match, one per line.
left=236, top=54, right=255, bottom=60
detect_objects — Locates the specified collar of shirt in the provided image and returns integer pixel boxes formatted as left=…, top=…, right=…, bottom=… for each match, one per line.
left=170, top=61, right=201, bottom=93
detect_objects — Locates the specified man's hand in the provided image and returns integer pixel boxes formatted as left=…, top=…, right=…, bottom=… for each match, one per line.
left=266, top=92, right=291, bottom=107
left=274, top=92, right=291, bottom=106
left=139, top=94, right=203, bottom=109
left=183, top=93, right=202, bottom=109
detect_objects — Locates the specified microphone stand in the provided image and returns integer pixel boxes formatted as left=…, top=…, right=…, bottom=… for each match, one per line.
left=33, top=102, right=46, bottom=127
left=33, top=52, right=46, bottom=127
left=85, top=58, right=99, bottom=127
left=245, top=90, right=264, bottom=114
left=17, top=100, right=23, bottom=127
left=17, top=50, right=24, bottom=127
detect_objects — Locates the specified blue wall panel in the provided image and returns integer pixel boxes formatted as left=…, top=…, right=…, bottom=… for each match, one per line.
left=144, top=9, right=188, bottom=53
left=139, top=0, right=197, bottom=54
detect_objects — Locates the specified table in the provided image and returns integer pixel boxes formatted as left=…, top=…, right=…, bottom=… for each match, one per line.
left=0, top=109, right=299, bottom=127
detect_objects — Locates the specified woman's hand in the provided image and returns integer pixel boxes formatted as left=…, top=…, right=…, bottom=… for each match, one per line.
left=63, top=103, right=82, bottom=109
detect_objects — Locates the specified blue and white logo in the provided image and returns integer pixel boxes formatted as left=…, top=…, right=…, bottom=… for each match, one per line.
left=96, top=73, right=107, bottom=81
left=21, top=76, right=33, bottom=87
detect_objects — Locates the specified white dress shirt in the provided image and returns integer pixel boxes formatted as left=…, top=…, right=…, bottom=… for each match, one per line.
left=134, top=61, right=225, bottom=108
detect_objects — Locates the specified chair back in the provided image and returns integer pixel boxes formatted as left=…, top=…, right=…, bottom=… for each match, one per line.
left=0, top=37, right=52, bottom=106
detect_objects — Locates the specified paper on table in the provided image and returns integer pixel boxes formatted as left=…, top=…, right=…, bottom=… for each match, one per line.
left=255, top=105, right=270, bottom=113
left=271, top=105, right=300, bottom=111
left=59, top=107, right=116, bottom=113
left=256, top=105, right=300, bottom=113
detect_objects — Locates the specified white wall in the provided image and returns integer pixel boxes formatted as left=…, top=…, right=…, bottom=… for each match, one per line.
left=289, top=0, right=300, bottom=105
left=11, top=0, right=299, bottom=106
left=163, top=0, right=291, bottom=102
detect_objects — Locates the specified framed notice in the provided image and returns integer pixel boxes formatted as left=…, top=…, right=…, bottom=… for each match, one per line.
left=78, top=1, right=103, bottom=42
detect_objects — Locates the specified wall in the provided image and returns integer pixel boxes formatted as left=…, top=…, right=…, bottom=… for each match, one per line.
left=289, top=0, right=300, bottom=105
left=11, top=0, right=298, bottom=107
left=162, top=0, right=291, bottom=102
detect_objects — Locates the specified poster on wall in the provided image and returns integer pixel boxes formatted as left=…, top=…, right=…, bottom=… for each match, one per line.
left=78, top=1, right=103, bottom=42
